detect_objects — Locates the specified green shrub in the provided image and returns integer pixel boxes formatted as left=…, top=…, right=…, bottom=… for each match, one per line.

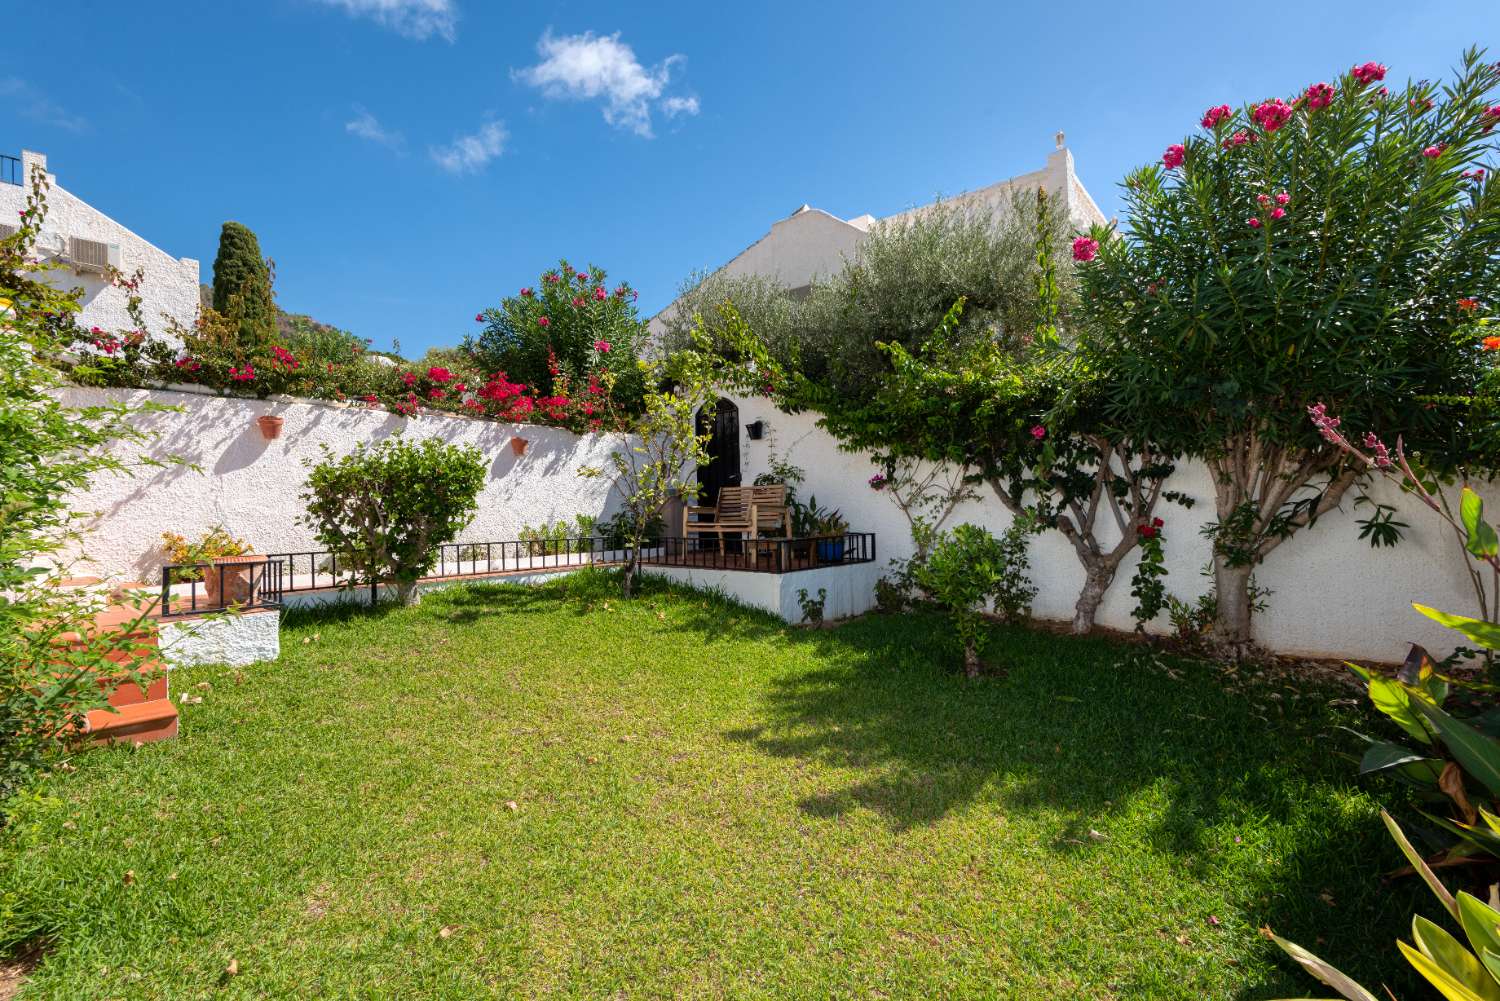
left=914, top=522, right=1035, bottom=678
left=301, top=435, right=485, bottom=605
left=210, top=221, right=275, bottom=347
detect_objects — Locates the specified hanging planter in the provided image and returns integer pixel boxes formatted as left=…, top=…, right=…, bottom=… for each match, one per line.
left=510, top=437, right=529, bottom=456
left=256, top=415, right=284, bottom=440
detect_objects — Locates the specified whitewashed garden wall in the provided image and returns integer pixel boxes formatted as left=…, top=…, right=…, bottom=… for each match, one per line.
left=60, top=386, right=630, bottom=583
left=728, top=393, right=1498, bottom=663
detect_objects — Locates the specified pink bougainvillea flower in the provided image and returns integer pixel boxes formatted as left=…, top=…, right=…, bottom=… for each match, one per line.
left=593, top=340, right=611, bottom=353
left=1422, top=144, right=1446, bottom=158
left=427, top=366, right=454, bottom=383
left=1304, top=82, right=1335, bottom=109
left=1030, top=425, right=1046, bottom=440
left=1250, top=99, right=1293, bottom=132
left=1351, top=61, right=1387, bottom=86
left=1200, top=104, right=1232, bottom=128
left=1071, top=236, right=1099, bottom=262
left=401, top=371, right=417, bottom=386
left=538, top=316, right=551, bottom=327
left=1162, top=143, right=1185, bottom=169
left=593, top=286, right=606, bottom=301
left=229, top=365, right=255, bottom=382
left=1270, top=207, right=1286, bottom=220
left=1248, top=216, right=1262, bottom=229
left=1275, top=191, right=1290, bottom=205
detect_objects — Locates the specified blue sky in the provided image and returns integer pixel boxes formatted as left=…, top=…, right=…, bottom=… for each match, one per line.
left=4, top=1, right=1497, bottom=357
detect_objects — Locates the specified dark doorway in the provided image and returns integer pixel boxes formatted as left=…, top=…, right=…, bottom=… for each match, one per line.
left=695, top=399, right=741, bottom=506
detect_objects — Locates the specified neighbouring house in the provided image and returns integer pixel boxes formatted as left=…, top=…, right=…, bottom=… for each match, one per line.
left=0, top=148, right=200, bottom=341
left=646, top=133, right=1107, bottom=340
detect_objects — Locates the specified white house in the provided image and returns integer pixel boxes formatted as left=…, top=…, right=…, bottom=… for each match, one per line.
left=647, top=134, right=1106, bottom=339
left=0, top=148, right=199, bottom=341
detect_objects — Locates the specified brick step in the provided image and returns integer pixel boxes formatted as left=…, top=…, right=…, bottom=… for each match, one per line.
left=98, top=662, right=169, bottom=707
left=84, top=699, right=179, bottom=746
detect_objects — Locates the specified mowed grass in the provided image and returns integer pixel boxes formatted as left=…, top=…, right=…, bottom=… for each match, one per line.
left=1, top=570, right=1423, bottom=999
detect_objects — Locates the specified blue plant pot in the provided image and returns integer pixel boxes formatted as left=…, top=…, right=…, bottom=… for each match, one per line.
left=816, top=539, right=845, bottom=563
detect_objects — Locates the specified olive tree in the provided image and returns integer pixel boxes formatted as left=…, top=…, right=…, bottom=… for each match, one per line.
left=1080, top=50, right=1500, bottom=650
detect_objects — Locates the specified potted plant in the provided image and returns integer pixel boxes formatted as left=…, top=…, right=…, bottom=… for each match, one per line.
left=813, top=509, right=848, bottom=563
left=510, top=436, right=529, bottom=456
left=256, top=414, right=284, bottom=439
left=160, top=527, right=257, bottom=607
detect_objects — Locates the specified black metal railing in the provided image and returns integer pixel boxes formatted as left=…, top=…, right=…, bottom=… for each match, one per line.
left=640, top=533, right=877, bottom=574
left=1, top=155, right=21, bottom=186
left=160, top=559, right=285, bottom=618
left=266, top=538, right=622, bottom=594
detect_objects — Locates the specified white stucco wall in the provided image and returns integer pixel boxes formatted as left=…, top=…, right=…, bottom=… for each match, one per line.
left=160, top=609, right=280, bottom=668
left=726, top=393, right=1500, bottom=663
left=645, top=561, right=882, bottom=623
left=0, top=150, right=200, bottom=343
left=58, top=387, right=633, bottom=583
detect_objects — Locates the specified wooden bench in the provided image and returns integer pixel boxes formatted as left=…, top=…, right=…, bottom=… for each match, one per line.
left=683, top=485, right=790, bottom=554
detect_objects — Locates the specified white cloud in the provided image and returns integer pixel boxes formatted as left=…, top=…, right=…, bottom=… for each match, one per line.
left=429, top=120, right=507, bottom=174
left=514, top=31, right=698, bottom=138
left=312, top=0, right=456, bottom=41
left=0, top=78, right=88, bottom=133
left=660, top=95, right=700, bottom=119
left=345, top=106, right=404, bottom=149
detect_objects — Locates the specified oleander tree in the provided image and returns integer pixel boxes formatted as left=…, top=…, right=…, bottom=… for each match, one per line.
left=1079, top=49, right=1500, bottom=651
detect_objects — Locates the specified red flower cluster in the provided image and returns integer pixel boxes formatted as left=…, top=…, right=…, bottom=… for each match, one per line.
left=1351, top=61, right=1387, bottom=86
left=1071, top=237, right=1099, bottom=262
left=1137, top=517, right=1165, bottom=540
left=1223, top=130, right=1252, bottom=149
left=1162, top=143, right=1185, bottom=169
left=229, top=365, right=255, bottom=382
left=1200, top=104, right=1232, bottom=129
left=1250, top=99, right=1293, bottom=132
left=427, top=366, right=455, bottom=383
left=272, top=345, right=299, bottom=370
left=1303, top=82, right=1335, bottom=110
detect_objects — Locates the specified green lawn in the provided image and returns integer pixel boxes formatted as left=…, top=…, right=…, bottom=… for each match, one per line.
left=1, top=570, right=1422, bottom=999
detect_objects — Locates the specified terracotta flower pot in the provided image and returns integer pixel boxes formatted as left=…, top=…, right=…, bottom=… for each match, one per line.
left=257, top=415, right=284, bottom=440
left=510, top=437, right=529, bottom=456
left=205, top=555, right=265, bottom=608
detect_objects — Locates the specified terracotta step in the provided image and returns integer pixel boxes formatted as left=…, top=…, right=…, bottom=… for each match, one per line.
left=55, top=576, right=104, bottom=588
left=98, top=662, right=169, bottom=708
left=84, top=699, right=179, bottom=745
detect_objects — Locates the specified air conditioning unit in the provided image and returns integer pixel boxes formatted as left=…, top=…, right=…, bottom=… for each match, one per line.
left=65, top=236, right=121, bottom=273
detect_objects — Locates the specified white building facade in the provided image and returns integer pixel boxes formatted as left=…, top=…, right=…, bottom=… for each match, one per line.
left=0, top=149, right=199, bottom=341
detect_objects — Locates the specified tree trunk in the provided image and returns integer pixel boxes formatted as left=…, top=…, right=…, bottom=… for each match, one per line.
left=621, top=557, right=638, bottom=599
left=963, top=640, right=981, bottom=679
left=395, top=579, right=421, bottom=607
left=1211, top=557, right=1254, bottom=653
left=1072, top=563, right=1117, bottom=635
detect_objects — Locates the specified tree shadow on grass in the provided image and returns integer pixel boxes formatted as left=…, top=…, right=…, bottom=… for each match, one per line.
left=721, top=609, right=1423, bottom=998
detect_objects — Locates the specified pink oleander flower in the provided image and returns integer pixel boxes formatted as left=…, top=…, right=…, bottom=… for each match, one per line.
left=1275, top=191, right=1290, bottom=205
left=1257, top=193, right=1271, bottom=206
left=594, top=340, right=611, bottom=353
left=1030, top=425, right=1046, bottom=440
left=1270, top=207, right=1286, bottom=220
left=1410, top=98, right=1434, bottom=112
left=545, top=273, right=561, bottom=284
left=1422, top=144, right=1446, bottom=158
left=1071, top=236, right=1098, bottom=262
left=1484, top=105, right=1500, bottom=133
left=1251, top=99, right=1293, bottom=132
left=538, top=316, right=550, bottom=327
left=1464, top=168, right=1487, bottom=180
left=1248, top=216, right=1262, bottom=228
left=593, top=286, right=606, bottom=300
left=1162, top=143, right=1185, bottom=169
left=475, top=313, right=484, bottom=322
left=1351, top=61, right=1387, bottom=86
left=520, top=287, right=534, bottom=297
left=1223, top=130, right=1251, bottom=149
left=1200, top=104, right=1232, bottom=128
left=1304, top=82, right=1335, bottom=109
left=572, top=296, right=584, bottom=307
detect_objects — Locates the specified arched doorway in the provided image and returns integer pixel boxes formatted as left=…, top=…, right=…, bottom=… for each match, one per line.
left=695, top=399, right=741, bottom=506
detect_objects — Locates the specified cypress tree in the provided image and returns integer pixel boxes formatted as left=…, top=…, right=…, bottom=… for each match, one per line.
left=210, top=222, right=275, bottom=345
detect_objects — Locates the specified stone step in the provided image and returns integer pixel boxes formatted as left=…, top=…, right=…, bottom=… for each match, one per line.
left=84, top=699, right=179, bottom=746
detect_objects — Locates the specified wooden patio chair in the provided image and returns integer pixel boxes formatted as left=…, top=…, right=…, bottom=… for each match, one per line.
left=683, top=485, right=790, bottom=555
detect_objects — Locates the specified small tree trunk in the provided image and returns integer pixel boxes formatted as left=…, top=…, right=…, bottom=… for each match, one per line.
left=395, top=578, right=420, bottom=607
left=621, top=557, right=637, bottom=599
left=1212, top=557, right=1254, bottom=653
left=1072, top=562, right=1116, bottom=635
left=963, top=640, right=981, bottom=679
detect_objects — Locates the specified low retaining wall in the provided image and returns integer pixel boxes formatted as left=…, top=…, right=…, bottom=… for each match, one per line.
left=643, top=562, right=883, bottom=623
left=160, top=609, right=280, bottom=667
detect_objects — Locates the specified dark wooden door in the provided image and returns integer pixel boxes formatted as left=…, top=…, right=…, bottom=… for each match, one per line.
left=695, top=399, right=741, bottom=505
